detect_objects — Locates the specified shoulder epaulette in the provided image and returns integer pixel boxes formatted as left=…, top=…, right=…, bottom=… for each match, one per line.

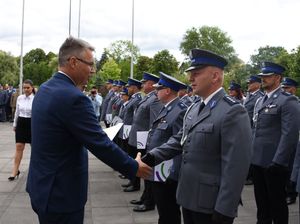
left=281, top=91, right=291, bottom=96
left=223, top=95, right=239, bottom=105
left=178, top=101, right=188, bottom=109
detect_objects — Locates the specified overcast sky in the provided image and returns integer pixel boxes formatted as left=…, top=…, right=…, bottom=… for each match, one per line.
left=1, top=0, right=300, bottom=63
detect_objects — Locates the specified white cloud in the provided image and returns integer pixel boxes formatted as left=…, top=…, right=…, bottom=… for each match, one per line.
left=0, top=0, right=300, bottom=63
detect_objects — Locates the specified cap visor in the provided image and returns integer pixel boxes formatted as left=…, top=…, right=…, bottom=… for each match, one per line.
left=257, top=72, right=274, bottom=76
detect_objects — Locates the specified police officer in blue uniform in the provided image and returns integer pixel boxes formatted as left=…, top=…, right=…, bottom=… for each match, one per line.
left=127, top=72, right=163, bottom=212
left=112, top=80, right=127, bottom=119
left=281, top=77, right=299, bottom=205
left=142, top=49, right=252, bottom=224
left=119, top=78, right=143, bottom=192
left=100, top=79, right=114, bottom=127
left=243, top=75, right=264, bottom=185
left=147, top=72, right=188, bottom=224
left=252, top=62, right=299, bottom=224
left=243, top=75, right=264, bottom=128
left=228, top=82, right=244, bottom=104
left=178, top=83, right=193, bottom=107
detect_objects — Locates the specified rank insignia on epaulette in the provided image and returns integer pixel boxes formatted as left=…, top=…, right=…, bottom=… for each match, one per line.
left=223, top=95, right=238, bottom=105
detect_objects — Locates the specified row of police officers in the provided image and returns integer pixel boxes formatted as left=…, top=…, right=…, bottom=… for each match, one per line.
left=100, top=48, right=300, bottom=224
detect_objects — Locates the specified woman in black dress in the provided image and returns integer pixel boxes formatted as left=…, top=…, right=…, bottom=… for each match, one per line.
left=8, top=80, right=35, bottom=181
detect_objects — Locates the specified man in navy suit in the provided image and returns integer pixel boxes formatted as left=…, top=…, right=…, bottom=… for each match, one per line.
left=26, top=37, right=152, bottom=224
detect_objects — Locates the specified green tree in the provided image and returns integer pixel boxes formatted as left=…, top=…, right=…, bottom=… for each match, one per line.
left=249, top=46, right=288, bottom=71
left=179, top=26, right=236, bottom=63
left=23, top=48, right=47, bottom=64
left=151, top=50, right=178, bottom=75
left=0, top=51, right=19, bottom=86
left=97, top=58, right=121, bottom=83
left=135, top=56, right=154, bottom=77
left=106, top=40, right=140, bottom=63
left=96, top=50, right=109, bottom=72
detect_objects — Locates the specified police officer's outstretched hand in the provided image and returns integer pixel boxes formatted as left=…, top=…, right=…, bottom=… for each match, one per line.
left=212, top=210, right=234, bottom=224
left=135, top=152, right=153, bottom=179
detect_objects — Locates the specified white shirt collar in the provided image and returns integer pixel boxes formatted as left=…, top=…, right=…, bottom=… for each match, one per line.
left=58, top=70, right=76, bottom=86
left=266, top=86, right=281, bottom=98
left=203, top=87, right=223, bottom=105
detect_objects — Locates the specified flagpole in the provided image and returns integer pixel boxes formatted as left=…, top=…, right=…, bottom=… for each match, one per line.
left=19, top=0, right=25, bottom=94
left=69, top=0, right=72, bottom=36
left=130, top=0, right=134, bottom=78
left=78, top=0, right=81, bottom=38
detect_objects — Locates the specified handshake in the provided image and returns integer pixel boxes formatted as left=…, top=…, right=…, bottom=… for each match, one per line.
left=134, top=152, right=154, bottom=179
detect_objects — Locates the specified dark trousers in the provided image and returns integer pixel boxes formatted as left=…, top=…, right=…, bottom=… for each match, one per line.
left=182, top=208, right=213, bottom=224
left=140, top=179, right=155, bottom=206
left=32, top=205, right=84, bottom=224
left=252, top=165, right=289, bottom=224
left=152, top=179, right=181, bottom=224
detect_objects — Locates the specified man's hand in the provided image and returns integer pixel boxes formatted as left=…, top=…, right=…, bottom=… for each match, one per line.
left=135, top=152, right=153, bottom=179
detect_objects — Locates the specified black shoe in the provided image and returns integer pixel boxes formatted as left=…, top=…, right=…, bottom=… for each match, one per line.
left=8, top=170, right=20, bottom=181
left=118, top=174, right=126, bottom=179
left=133, top=204, right=155, bottom=212
left=123, top=186, right=140, bottom=192
left=286, top=197, right=296, bottom=205
left=121, top=182, right=132, bottom=188
left=245, top=179, right=253, bottom=185
left=130, top=199, right=143, bottom=205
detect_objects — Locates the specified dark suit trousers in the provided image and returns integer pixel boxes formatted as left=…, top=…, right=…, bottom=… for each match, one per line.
left=32, top=205, right=84, bottom=224
left=252, top=165, right=289, bottom=224
left=152, top=179, right=181, bottom=224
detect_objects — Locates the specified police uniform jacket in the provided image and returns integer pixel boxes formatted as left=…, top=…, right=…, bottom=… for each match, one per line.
left=180, top=94, right=193, bottom=107
left=118, top=92, right=142, bottom=138
left=106, top=93, right=119, bottom=117
left=148, top=88, right=252, bottom=217
left=128, top=91, right=163, bottom=147
left=147, top=97, right=187, bottom=181
left=100, top=90, right=114, bottom=121
left=112, top=96, right=123, bottom=118
left=243, top=90, right=264, bottom=127
left=252, top=88, right=299, bottom=168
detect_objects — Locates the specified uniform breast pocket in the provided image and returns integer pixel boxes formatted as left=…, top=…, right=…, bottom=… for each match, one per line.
left=194, top=123, right=214, bottom=150
left=157, top=122, right=168, bottom=131
left=260, top=108, right=279, bottom=125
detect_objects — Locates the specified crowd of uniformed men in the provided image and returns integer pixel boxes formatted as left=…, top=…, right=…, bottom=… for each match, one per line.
left=98, top=49, right=300, bottom=224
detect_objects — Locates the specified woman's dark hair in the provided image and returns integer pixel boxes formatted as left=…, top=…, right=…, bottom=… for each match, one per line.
left=23, top=79, right=35, bottom=95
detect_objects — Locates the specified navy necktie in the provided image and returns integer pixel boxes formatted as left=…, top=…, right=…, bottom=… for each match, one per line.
left=262, top=95, right=268, bottom=103
left=198, top=102, right=205, bottom=114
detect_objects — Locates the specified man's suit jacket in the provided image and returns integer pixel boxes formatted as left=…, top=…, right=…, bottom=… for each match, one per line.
left=100, top=90, right=114, bottom=121
left=27, top=72, right=138, bottom=213
left=148, top=89, right=252, bottom=217
left=118, top=92, right=142, bottom=138
left=252, top=88, right=299, bottom=168
left=146, top=98, right=187, bottom=181
left=243, top=90, right=264, bottom=127
left=128, top=91, right=163, bottom=147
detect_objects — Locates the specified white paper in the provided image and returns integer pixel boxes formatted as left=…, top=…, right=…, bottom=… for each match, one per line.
left=137, top=131, right=149, bottom=149
left=122, top=125, right=132, bottom=139
left=103, top=123, right=123, bottom=140
left=106, top=114, right=112, bottom=123
left=154, top=159, right=173, bottom=182
left=111, top=116, right=123, bottom=126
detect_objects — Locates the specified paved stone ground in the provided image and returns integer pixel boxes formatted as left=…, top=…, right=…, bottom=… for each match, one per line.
left=0, top=121, right=299, bottom=224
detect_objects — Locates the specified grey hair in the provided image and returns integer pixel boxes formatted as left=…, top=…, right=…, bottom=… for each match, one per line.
left=58, top=36, right=95, bottom=66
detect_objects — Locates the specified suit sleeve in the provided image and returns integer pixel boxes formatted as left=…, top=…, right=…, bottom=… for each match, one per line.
left=64, top=94, right=138, bottom=180
left=215, top=104, right=252, bottom=217
left=273, top=97, right=299, bottom=166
